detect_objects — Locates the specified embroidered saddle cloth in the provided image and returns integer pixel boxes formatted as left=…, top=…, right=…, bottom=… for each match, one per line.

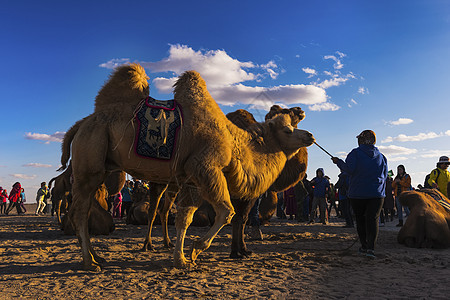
left=420, top=189, right=450, bottom=212
left=135, top=97, right=182, bottom=160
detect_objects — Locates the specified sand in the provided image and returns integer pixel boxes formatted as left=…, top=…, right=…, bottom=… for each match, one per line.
left=0, top=210, right=449, bottom=300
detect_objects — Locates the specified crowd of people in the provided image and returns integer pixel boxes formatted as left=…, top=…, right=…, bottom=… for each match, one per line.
left=274, top=130, right=450, bottom=258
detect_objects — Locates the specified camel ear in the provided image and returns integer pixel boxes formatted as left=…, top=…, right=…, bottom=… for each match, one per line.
left=289, top=107, right=305, bottom=126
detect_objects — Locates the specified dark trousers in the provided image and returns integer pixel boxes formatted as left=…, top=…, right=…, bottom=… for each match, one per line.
left=121, top=201, right=133, bottom=218
left=6, top=202, right=22, bottom=214
left=249, top=197, right=261, bottom=227
left=340, top=198, right=354, bottom=226
left=350, top=197, right=384, bottom=250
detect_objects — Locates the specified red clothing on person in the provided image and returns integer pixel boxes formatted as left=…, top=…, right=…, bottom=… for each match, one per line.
left=284, top=187, right=297, bottom=216
left=8, top=182, right=21, bottom=203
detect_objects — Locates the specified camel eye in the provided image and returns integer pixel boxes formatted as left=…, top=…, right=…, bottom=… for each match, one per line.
left=283, top=127, right=293, bottom=134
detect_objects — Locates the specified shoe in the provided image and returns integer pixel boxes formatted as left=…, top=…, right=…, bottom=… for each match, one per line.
left=358, top=247, right=367, bottom=255
left=308, top=220, right=314, bottom=224
left=396, top=220, right=403, bottom=227
left=366, top=249, right=376, bottom=258
left=380, top=223, right=385, bottom=227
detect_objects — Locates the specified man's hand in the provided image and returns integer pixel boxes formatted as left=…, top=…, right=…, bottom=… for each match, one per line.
left=331, top=157, right=339, bottom=164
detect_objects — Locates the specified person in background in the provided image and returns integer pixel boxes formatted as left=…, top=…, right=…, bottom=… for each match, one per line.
left=121, top=181, right=133, bottom=218
left=112, top=192, right=122, bottom=219
left=6, top=182, right=22, bottom=215
left=35, top=182, right=49, bottom=216
left=276, top=192, right=286, bottom=219
left=19, top=188, right=27, bottom=214
left=383, top=170, right=395, bottom=222
left=248, top=193, right=263, bottom=240
left=428, top=156, right=450, bottom=198
left=309, top=168, right=330, bottom=225
left=392, top=165, right=411, bottom=227
left=335, top=172, right=353, bottom=228
left=294, top=177, right=310, bottom=222
left=0, top=187, right=8, bottom=214
left=283, top=186, right=297, bottom=220
left=332, top=130, right=387, bottom=258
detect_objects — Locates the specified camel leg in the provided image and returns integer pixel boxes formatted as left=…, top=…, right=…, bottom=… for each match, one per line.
left=56, top=199, right=62, bottom=224
left=191, top=200, right=234, bottom=263
left=71, top=178, right=105, bottom=271
left=160, top=186, right=179, bottom=248
left=230, top=198, right=254, bottom=258
left=142, top=183, right=168, bottom=251
left=174, top=205, right=199, bottom=268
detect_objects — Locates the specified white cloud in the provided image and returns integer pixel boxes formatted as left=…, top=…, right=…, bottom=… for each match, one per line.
left=358, top=87, right=369, bottom=94
left=99, top=45, right=356, bottom=112
left=99, top=58, right=131, bottom=69
left=324, top=52, right=345, bottom=70
left=23, top=163, right=52, bottom=168
left=309, top=102, right=340, bottom=111
left=25, top=132, right=65, bottom=143
left=446, top=130, right=450, bottom=136
left=382, top=131, right=447, bottom=143
left=378, top=145, right=417, bottom=162
left=418, top=149, right=450, bottom=158
left=302, top=67, right=317, bottom=77
left=347, top=98, right=358, bottom=108
left=210, top=83, right=329, bottom=109
left=10, top=174, right=37, bottom=180
left=387, top=118, right=414, bottom=126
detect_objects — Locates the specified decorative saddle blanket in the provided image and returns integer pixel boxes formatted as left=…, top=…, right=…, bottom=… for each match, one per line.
left=135, top=97, right=182, bottom=160
left=420, top=189, right=450, bottom=212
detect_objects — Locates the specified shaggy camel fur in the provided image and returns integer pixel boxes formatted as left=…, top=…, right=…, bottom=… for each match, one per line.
left=398, top=189, right=450, bottom=248
left=61, top=64, right=314, bottom=270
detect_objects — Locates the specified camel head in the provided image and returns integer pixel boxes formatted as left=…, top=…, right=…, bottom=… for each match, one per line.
left=268, top=114, right=315, bottom=156
left=265, top=105, right=305, bottom=127
left=95, top=63, right=150, bottom=110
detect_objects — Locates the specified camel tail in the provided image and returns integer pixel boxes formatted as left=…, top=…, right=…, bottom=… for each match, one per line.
left=48, top=176, right=57, bottom=190
left=59, top=118, right=85, bottom=171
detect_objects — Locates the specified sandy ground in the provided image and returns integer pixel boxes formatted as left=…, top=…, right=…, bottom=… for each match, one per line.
left=0, top=207, right=449, bottom=299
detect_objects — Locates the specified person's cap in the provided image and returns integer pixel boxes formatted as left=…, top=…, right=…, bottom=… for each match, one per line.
left=437, top=156, right=450, bottom=164
left=357, top=130, right=376, bottom=145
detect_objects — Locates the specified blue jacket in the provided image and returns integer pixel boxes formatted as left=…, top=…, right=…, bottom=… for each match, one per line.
left=336, top=144, right=387, bottom=199
left=310, top=176, right=330, bottom=198
left=335, top=172, right=349, bottom=201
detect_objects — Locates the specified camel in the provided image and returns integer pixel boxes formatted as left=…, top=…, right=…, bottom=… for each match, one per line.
left=397, top=189, right=450, bottom=248
left=61, top=184, right=115, bottom=235
left=48, top=163, right=73, bottom=224
left=133, top=105, right=308, bottom=256
left=61, top=64, right=315, bottom=270
left=225, top=106, right=308, bottom=258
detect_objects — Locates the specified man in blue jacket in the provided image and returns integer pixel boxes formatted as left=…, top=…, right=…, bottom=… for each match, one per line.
left=331, top=130, right=387, bottom=258
left=309, top=168, right=330, bottom=224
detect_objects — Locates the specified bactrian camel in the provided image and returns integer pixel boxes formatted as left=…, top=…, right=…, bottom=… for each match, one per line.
left=60, top=64, right=315, bottom=270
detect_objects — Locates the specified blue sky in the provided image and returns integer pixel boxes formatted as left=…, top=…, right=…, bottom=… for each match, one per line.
left=1, top=0, right=449, bottom=200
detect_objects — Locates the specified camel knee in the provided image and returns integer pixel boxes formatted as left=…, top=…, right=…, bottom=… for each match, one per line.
left=215, top=204, right=235, bottom=225
left=175, top=206, right=198, bottom=229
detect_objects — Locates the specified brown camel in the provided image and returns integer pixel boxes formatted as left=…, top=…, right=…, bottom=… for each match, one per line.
left=48, top=163, right=72, bottom=224
left=61, top=64, right=315, bottom=270
left=397, top=189, right=450, bottom=248
left=226, top=106, right=308, bottom=258
left=61, top=184, right=115, bottom=235
left=137, top=105, right=308, bottom=256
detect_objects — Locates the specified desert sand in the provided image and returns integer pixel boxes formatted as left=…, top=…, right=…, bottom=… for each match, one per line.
left=0, top=210, right=449, bottom=300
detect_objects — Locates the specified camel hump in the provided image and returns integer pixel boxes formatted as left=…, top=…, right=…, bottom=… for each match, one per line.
left=127, top=63, right=150, bottom=92
left=265, top=105, right=305, bottom=127
left=95, top=63, right=150, bottom=110
left=174, top=71, right=207, bottom=94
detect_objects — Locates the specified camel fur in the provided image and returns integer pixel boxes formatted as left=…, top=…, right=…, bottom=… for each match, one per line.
left=61, top=64, right=315, bottom=270
left=398, top=189, right=450, bottom=248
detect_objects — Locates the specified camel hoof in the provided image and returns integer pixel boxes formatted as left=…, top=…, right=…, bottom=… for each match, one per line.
left=230, top=251, right=244, bottom=259
left=173, top=258, right=191, bottom=269
left=141, top=243, right=155, bottom=252
left=240, top=249, right=253, bottom=257
left=164, top=241, right=175, bottom=248
left=83, top=264, right=102, bottom=272
left=191, top=240, right=208, bottom=262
